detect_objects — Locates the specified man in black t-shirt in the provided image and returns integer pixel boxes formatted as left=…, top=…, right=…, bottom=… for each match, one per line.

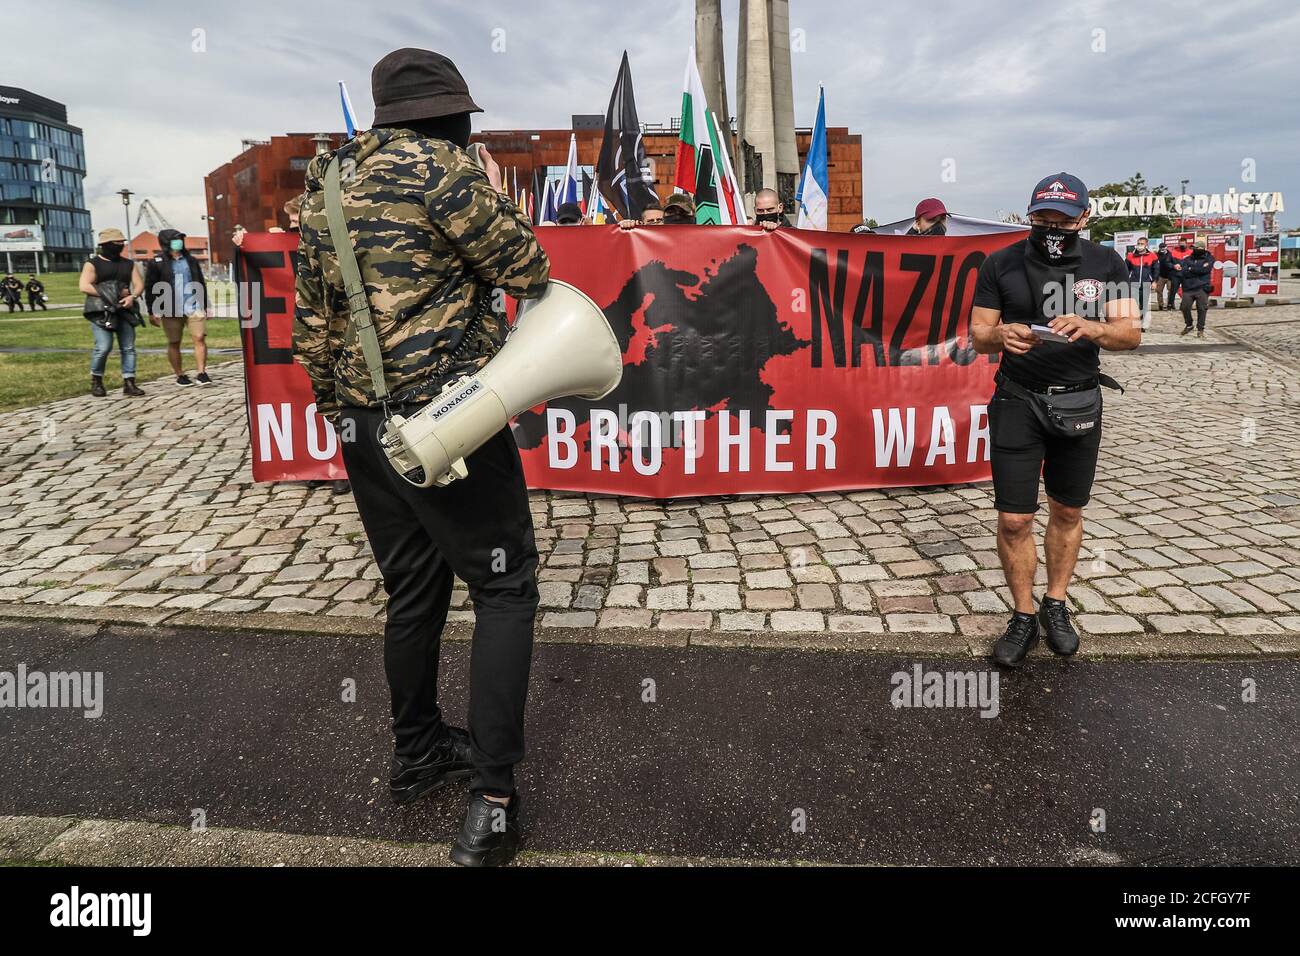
left=970, top=172, right=1141, bottom=668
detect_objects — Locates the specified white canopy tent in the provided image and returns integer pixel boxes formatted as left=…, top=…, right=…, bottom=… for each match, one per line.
left=871, top=214, right=1029, bottom=236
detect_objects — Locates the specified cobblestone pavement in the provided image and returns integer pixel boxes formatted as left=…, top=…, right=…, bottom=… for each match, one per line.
left=1, top=307, right=1298, bottom=647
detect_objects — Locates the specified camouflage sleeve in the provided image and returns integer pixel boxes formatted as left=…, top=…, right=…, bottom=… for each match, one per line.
left=425, top=163, right=550, bottom=300
left=292, top=226, right=340, bottom=420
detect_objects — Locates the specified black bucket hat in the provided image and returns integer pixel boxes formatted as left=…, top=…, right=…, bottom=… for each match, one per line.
left=371, top=48, right=483, bottom=126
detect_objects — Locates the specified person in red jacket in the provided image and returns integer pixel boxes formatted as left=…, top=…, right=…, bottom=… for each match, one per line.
left=1125, top=236, right=1161, bottom=330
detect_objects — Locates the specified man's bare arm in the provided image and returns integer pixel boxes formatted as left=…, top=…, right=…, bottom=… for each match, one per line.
left=972, top=305, right=1040, bottom=356
left=1047, top=299, right=1141, bottom=351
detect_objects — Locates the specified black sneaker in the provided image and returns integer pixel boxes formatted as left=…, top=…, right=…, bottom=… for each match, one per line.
left=196, top=372, right=213, bottom=386
left=450, top=792, right=521, bottom=868
left=1180, top=326, right=1192, bottom=336
left=389, top=726, right=473, bottom=805
left=1038, top=597, right=1080, bottom=656
left=991, top=612, right=1039, bottom=668
left=176, top=374, right=195, bottom=387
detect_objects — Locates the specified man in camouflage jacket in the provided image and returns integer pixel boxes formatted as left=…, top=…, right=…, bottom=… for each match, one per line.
left=293, top=48, right=549, bottom=868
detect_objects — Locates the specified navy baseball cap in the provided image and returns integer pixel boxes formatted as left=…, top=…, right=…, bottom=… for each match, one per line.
left=1027, top=173, right=1089, bottom=217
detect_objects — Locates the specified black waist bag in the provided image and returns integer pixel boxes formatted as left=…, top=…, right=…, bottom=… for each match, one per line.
left=997, top=373, right=1122, bottom=439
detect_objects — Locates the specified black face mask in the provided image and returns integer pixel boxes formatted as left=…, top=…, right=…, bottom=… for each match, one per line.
left=1029, top=223, right=1081, bottom=261
left=664, top=211, right=692, bottom=224
left=755, top=211, right=782, bottom=224
left=405, top=112, right=472, bottom=149
left=100, top=242, right=125, bottom=258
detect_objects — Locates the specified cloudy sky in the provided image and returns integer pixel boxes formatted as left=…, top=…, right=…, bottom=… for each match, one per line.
left=10, top=0, right=1299, bottom=238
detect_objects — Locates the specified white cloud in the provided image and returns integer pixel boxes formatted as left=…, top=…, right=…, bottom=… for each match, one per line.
left=6, top=0, right=1298, bottom=242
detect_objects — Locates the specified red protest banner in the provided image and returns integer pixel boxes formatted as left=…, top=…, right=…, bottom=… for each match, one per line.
left=514, top=225, right=1020, bottom=497
left=235, top=231, right=346, bottom=482
left=238, top=225, right=1022, bottom=497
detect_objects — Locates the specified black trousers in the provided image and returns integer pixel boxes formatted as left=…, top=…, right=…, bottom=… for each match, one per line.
left=1181, top=289, right=1209, bottom=330
left=340, top=409, right=539, bottom=797
left=28, top=294, right=46, bottom=310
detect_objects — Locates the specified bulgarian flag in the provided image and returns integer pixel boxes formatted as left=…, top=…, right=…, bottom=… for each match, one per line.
left=673, top=47, right=731, bottom=225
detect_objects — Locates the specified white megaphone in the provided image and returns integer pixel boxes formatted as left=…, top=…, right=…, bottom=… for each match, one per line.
left=379, top=280, right=623, bottom=488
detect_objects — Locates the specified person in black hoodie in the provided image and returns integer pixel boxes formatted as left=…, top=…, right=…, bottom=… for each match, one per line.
left=143, top=228, right=210, bottom=387
left=1153, top=242, right=1173, bottom=311
left=1179, top=237, right=1215, bottom=337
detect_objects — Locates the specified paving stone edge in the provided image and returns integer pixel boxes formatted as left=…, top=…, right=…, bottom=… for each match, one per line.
left=0, top=601, right=1295, bottom=660
left=0, top=814, right=818, bottom=868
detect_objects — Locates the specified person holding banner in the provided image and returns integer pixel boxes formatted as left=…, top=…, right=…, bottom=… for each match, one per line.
left=906, top=197, right=949, bottom=236
left=294, top=48, right=549, bottom=867
left=754, top=188, right=790, bottom=231
left=617, top=197, right=664, bottom=229
left=970, top=173, right=1140, bottom=669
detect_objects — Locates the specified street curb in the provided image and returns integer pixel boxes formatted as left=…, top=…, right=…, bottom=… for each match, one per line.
left=0, top=814, right=817, bottom=868
left=0, top=601, right=1296, bottom=660
left=1217, top=327, right=1300, bottom=374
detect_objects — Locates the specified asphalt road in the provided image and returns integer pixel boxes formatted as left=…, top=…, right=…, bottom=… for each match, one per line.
left=1, top=620, right=1296, bottom=865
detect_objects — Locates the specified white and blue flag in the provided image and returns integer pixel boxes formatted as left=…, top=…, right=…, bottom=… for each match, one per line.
left=339, top=81, right=358, bottom=138
left=796, top=87, right=829, bottom=230
left=557, top=133, right=580, bottom=207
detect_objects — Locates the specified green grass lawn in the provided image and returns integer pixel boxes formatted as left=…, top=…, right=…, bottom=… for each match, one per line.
left=10, top=270, right=83, bottom=305
left=0, top=352, right=194, bottom=409
left=0, top=314, right=244, bottom=350
left=11, top=269, right=234, bottom=308
left=0, top=269, right=242, bottom=412
left=0, top=313, right=246, bottom=412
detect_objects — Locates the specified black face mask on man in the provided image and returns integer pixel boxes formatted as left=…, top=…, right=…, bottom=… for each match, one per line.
left=664, top=211, right=692, bottom=224
left=406, top=112, right=472, bottom=149
left=1029, top=223, right=1081, bottom=261
left=100, top=242, right=125, bottom=258
left=755, top=212, right=782, bottom=224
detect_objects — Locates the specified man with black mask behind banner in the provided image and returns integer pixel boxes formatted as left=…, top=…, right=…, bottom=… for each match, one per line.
left=970, top=173, right=1140, bottom=668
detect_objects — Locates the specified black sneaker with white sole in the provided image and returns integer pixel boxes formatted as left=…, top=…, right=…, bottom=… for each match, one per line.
left=176, top=374, right=195, bottom=387
left=196, top=372, right=213, bottom=385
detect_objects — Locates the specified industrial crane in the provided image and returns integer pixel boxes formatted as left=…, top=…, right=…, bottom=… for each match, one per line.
left=134, top=199, right=174, bottom=232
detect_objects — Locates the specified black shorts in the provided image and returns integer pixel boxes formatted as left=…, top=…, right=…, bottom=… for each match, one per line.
left=989, top=387, right=1102, bottom=514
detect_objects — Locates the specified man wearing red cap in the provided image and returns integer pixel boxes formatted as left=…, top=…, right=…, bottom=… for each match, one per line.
left=907, top=198, right=948, bottom=236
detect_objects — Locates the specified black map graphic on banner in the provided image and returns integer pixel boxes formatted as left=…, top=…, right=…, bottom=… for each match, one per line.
left=513, top=243, right=807, bottom=453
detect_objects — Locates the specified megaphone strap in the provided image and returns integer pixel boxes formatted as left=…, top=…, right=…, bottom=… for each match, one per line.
left=322, top=155, right=391, bottom=405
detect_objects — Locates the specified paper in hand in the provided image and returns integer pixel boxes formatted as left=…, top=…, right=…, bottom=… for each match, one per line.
left=1030, top=324, right=1072, bottom=344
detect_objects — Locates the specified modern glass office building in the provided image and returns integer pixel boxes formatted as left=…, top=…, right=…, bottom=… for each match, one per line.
left=0, top=86, right=93, bottom=272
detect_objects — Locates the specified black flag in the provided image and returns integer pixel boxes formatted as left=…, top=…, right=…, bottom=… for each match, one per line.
left=529, top=166, right=548, bottom=225
left=595, top=51, right=658, bottom=221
